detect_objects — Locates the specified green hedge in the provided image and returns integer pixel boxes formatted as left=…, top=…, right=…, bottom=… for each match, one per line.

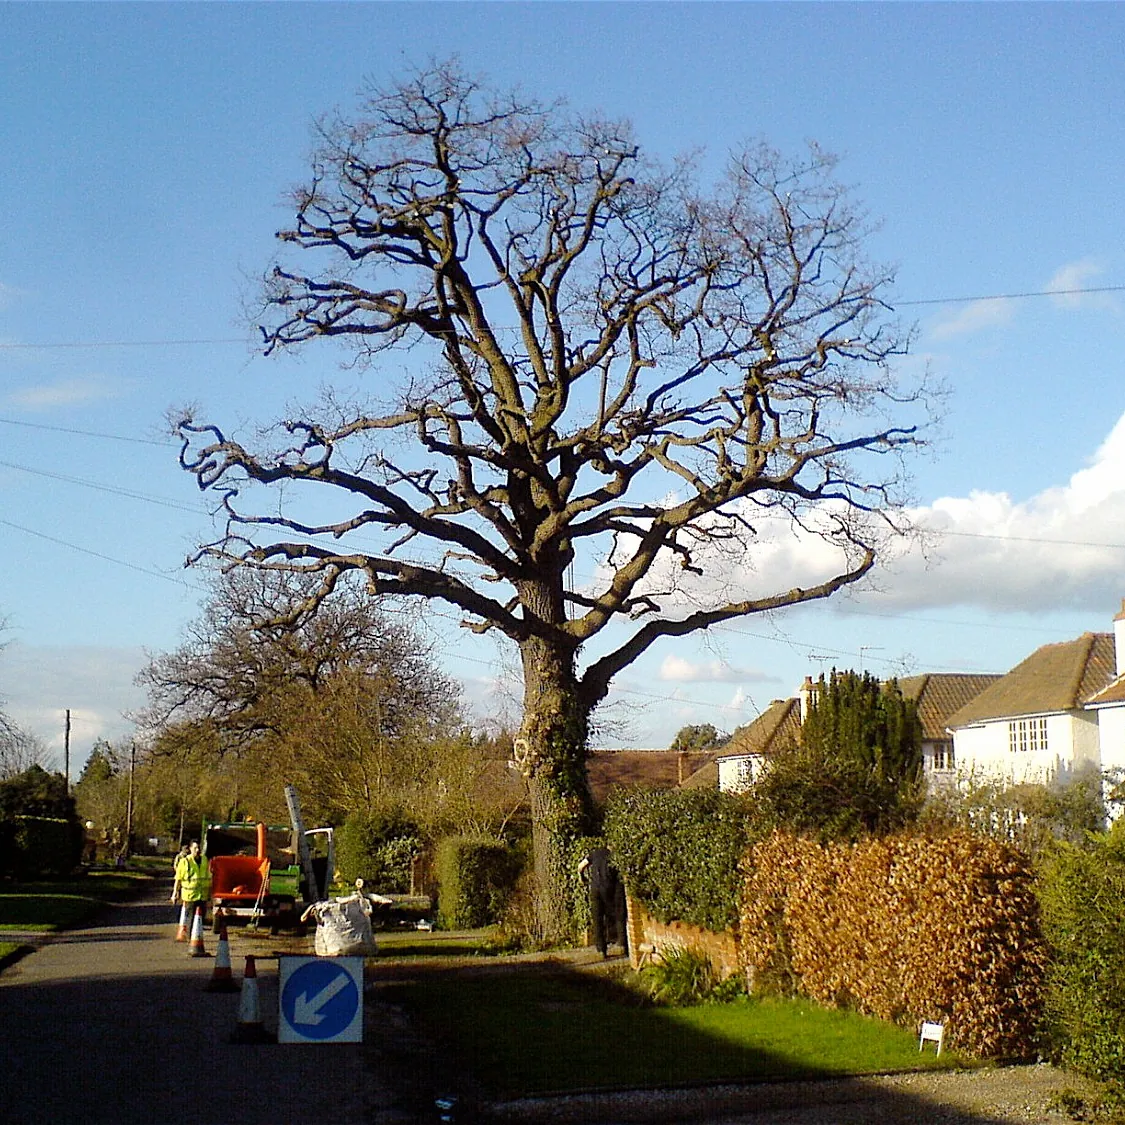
left=4, top=816, right=84, bottom=878
left=604, top=788, right=752, bottom=932
left=1038, top=829, right=1125, bottom=1083
left=335, top=809, right=422, bottom=893
left=435, top=836, right=520, bottom=929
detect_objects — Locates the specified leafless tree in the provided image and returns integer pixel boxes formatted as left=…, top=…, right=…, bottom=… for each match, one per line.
left=0, top=713, right=52, bottom=781
left=137, top=570, right=458, bottom=746
left=137, top=570, right=463, bottom=823
left=0, top=620, right=53, bottom=779
left=177, top=61, right=932, bottom=936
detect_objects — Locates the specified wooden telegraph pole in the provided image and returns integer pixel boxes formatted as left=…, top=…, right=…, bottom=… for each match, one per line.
left=123, top=741, right=136, bottom=859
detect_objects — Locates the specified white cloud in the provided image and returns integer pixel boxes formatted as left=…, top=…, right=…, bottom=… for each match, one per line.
left=869, top=409, right=1125, bottom=613
left=659, top=653, right=767, bottom=684
left=929, top=298, right=1014, bottom=340
left=1046, top=258, right=1117, bottom=311
left=587, top=408, right=1125, bottom=623
left=4, top=375, right=123, bottom=410
left=1, top=644, right=146, bottom=766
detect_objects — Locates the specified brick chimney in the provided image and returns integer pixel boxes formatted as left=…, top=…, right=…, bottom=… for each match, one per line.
left=799, top=676, right=817, bottom=722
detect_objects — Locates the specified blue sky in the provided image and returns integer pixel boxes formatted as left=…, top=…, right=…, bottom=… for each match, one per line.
left=3, top=3, right=1125, bottom=770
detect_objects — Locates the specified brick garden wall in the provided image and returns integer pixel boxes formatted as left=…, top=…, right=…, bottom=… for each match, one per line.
left=626, top=894, right=740, bottom=979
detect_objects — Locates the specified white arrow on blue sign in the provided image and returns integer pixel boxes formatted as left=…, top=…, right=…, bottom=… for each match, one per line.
left=278, top=955, right=364, bottom=1043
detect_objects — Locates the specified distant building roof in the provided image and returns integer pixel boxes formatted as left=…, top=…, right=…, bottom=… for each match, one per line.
left=946, top=633, right=1116, bottom=728
left=585, top=750, right=713, bottom=805
left=896, top=673, right=1003, bottom=740
left=719, top=698, right=802, bottom=760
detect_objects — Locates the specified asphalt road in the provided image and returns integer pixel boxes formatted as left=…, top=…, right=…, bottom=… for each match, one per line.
left=0, top=882, right=387, bottom=1125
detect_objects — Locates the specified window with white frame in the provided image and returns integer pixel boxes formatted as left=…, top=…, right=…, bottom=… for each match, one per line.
left=932, top=741, right=955, bottom=771
left=736, top=757, right=756, bottom=789
left=1008, top=718, right=1048, bottom=753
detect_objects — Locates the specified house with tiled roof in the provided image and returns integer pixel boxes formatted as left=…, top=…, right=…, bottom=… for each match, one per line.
left=713, top=696, right=803, bottom=792
left=946, top=630, right=1117, bottom=786
left=897, top=673, right=1003, bottom=782
left=1081, top=601, right=1125, bottom=786
left=709, top=673, right=999, bottom=793
left=585, top=749, right=714, bottom=806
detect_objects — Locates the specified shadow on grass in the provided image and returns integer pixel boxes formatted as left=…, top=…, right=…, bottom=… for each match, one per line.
left=376, top=959, right=1036, bottom=1124
left=0, top=871, right=159, bottom=931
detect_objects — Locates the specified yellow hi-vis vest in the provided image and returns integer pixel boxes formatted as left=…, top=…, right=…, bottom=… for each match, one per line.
left=176, top=854, right=211, bottom=902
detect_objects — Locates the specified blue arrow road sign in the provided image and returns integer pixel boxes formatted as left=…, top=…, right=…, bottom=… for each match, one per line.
left=279, top=956, right=363, bottom=1043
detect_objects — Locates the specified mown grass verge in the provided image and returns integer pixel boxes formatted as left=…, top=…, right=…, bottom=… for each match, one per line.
left=0, top=868, right=156, bottom=932
left=376, top=929, right=499, bottom=958
left=391, top=967, right=966, bottom=1097
left=0, top=940, right=27, bottom=966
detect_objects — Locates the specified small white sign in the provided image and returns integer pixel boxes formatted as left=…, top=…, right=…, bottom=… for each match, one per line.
left=278, top=955, right=364, bottom=1044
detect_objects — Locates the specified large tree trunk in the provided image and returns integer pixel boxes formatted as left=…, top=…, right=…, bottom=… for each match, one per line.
left=514, top=636, right=596, bottom=944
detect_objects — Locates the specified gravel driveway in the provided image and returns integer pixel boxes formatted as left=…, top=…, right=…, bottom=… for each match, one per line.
left=485, top=1064, right=1097, bottom=1124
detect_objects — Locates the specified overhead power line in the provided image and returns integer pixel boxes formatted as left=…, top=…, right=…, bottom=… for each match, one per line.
left=0, top=518, right=204, bottom=591
left=896, top=284, right=1125, bottom=307
left=0, top=459, right=205, bottom=514
left=0, top=284, right=1121, bottom=351
left=0, top=337, right=246, bottom=350
left=0, top=417, right=171, bottom=445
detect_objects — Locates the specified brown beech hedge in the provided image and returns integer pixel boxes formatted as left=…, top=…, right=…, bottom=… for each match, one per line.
left=740, top=830, right=1046, bottom=1057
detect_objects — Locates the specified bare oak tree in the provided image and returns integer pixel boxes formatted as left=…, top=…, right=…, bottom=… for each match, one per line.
left=177, top=62, right=930, bottom=935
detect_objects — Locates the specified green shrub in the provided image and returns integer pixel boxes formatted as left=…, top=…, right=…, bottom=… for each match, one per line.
left=0, top=766, right=83, bottom=878
left=1038, top=829, right=1125, bottom=1085
left=8, top=816, right=84, bottom=877
left=643, top=945, right=718, bottom=1006
left=335, top=809, right=422, bottom=893
left=605, top=788, right=751, bottom=931
left=435, top=835, right=520, bottom=929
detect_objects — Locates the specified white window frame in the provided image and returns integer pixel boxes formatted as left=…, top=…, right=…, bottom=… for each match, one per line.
left=932, top=741, right=955, bottom=771
left=1008, top=718, right=1048, bottom=753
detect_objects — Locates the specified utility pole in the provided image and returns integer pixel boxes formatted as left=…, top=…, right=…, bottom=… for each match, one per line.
left=123, top=741, right=136, bottom=860
left=64, top=709, right=71, bottom=790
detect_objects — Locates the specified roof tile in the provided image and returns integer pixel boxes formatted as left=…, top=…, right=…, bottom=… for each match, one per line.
left=897, top=673, right=1003, bottom=740
left=947, top=633, right=1116, bottom=727
left=720, top=698, right=802, bottom=758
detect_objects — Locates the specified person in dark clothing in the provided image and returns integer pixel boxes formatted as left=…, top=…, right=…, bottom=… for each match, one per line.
left=578, top=847, right=628, bottom=958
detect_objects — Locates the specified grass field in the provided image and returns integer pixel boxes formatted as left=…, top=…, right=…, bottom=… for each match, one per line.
left=0, top=869, right=156, bottom=932
left=376, top=929, right=500, bottom=958
left=391, top=968, right=964, bottom=1097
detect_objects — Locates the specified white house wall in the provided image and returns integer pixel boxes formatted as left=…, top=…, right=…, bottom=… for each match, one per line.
left=953, top=712, right=1102, bottom=785
left=718, top=755, right=763, bottom=793
left=1097, top=707, right=1125, bottom=776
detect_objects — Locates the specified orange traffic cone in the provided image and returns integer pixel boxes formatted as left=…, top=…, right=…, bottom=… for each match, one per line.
left=188, top=906, right=211, bottom=958
left=229, top=955, right=275, bottom=1043
left=204, top=913, right=238, bottom=992
left=175, top=904, right=188, bottom=942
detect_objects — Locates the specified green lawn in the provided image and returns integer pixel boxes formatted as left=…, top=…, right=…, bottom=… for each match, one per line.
left=0, top=870, right=155, bottom=931
left=376, top=929, right=498, bottom=958
left=394, top=970, right=965, bottom=1097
